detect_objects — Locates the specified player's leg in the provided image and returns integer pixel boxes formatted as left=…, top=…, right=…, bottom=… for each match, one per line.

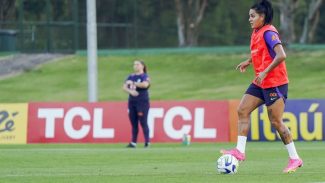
left=221, top=84, right=264, bottom=160
left=264, top=84, right=303, bottom=173
left=127, top=102, right=139, bottom=148
left=266, top=98, right=292, bottom=144
left=236, top=94, right=264, bottom=149
left=137, top=101, right=150, bottom=147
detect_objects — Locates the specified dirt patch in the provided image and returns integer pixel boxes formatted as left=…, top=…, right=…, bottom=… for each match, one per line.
left=0, top=53, right=68, bottom=79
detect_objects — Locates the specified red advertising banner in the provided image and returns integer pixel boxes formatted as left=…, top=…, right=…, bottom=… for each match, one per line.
left=27, top=101, right=230, bottom=143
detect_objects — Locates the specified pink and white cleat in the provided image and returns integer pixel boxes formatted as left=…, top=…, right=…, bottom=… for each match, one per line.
left=283, top=158, right=303, bottom=173
left=220, top=148, right=246, bottom=161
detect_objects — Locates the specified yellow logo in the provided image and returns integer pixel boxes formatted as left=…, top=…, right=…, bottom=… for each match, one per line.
left=0, top=104, right=28, bottom=144
left=271, top=35, right=278, bottom=41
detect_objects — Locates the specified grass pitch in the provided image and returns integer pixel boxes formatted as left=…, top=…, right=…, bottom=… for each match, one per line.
left=0, top=142, right=324, bottom=183
left=0, top=50, right=325, bottom=102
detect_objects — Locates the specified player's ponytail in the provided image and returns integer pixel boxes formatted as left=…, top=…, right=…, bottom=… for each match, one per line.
left=143, top=63, right=147, bottom=74
left=251, top=0, right=273, bottom=25
left=139, top=60, right=147, bottom=73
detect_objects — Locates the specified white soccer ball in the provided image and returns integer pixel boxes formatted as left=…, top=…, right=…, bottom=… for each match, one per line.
left=217, top=154, right=239, bottom=174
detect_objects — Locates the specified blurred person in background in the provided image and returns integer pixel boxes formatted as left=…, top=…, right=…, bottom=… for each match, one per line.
left=220, top=0, right=303, bottom=173
left=123, top=60, right=151, bottom=148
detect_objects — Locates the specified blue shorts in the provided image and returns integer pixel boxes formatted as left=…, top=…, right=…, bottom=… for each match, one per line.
left=245, top=83, right=288, bottom=106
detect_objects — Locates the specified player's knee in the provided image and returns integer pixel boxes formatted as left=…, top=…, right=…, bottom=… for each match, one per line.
left=137, top=112, right=144, bottom=117
left=270, top=119, right=282, bottom=128
left=237, top=107, right=250, bottom=118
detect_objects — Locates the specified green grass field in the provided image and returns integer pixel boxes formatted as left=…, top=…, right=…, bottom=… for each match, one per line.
left=0, top=142, right=324, bottom=183
left=0, top=50, right=325, bottom=102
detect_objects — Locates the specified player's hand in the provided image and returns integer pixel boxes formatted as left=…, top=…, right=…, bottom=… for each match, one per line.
left=129, top=90, right=139, bottom=97
left=236, top=60, right=251, bottom=73
left=126, top=80, right=136, bottom=90
left=254, top=71, right=267, bottom=85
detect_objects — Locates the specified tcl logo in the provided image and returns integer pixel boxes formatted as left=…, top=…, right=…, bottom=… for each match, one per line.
left=149, top=106, right=217, bottom=139
left=38, top=107, right=114, bottom=139
left=37, top=106, right=216, bottom=140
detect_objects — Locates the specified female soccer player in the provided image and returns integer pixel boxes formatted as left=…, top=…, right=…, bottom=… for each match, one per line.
left=123, top=60, right=151, bottom=148
left=220, top=0, right=303, bottom=173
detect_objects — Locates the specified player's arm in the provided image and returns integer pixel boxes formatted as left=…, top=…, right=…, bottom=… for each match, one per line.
left=236, top=57, right=252, bottom=73
left=134, top=76, right=150, bottom=88
left=247, top=57, right=252, bottom=64
left=134, top=81, right=150, bottom=88
left=263, top=44, right=286, bottom=74
left=122, top=80, right=132, bottom=93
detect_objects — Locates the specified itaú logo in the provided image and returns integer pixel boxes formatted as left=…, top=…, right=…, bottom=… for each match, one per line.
left=148, top=106, right=217, bottom=139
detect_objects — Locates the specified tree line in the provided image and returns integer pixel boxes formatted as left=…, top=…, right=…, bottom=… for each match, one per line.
left=0, top=0, right=324, bottom=50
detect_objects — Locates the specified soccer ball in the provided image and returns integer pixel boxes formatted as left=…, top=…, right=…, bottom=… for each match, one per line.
left=217, top=154, right=239, bottom=174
